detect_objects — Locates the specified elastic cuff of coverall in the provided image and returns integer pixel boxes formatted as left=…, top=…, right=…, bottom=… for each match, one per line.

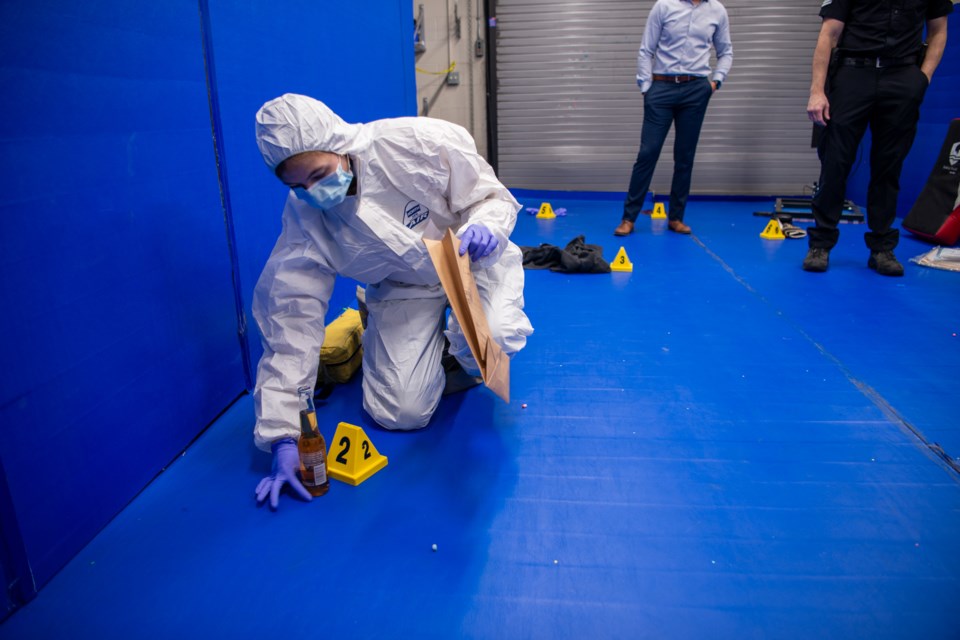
left=254, top=428, right=299, bottom=453
left=270, top=437, right=296, bottom=453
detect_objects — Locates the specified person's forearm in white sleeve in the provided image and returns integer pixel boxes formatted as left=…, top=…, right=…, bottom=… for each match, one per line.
left=252, top=211, right=336, bottom=451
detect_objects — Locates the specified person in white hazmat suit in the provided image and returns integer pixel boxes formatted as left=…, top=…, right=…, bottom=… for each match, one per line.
left=252, top=94, right=533, bottom=509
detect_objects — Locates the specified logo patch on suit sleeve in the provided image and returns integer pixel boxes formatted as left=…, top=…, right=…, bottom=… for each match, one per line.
left=403, top=201, right=430, bottom=229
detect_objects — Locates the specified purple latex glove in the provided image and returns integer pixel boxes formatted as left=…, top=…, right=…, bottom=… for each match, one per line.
left=255, top=438, right=312, bottom=509
left=459, top=224, right=498, bottom=261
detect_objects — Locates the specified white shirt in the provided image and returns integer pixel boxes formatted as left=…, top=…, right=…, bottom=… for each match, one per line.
left=636, top=0, right=734, bottom=93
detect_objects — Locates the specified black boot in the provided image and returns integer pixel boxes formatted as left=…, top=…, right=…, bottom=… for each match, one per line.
left=868, top=250, right=904, bottom=276
left=802, top=247, right=830, bottom=272
left=441, top=337, right=482, bottom=395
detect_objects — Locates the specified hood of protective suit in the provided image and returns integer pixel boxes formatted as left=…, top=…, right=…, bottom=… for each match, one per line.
left=255, top=94, right=372, bottom=171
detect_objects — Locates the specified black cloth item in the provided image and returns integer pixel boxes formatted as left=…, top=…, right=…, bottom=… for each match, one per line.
left=520, top=236, right=611, bottom=273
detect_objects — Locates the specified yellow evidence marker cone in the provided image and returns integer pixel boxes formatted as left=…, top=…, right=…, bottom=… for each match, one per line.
left=536, top=202, right=556, bottom=219
left=327, top=422, right=388, bottom=486
left=611, top=246, right=634, bottom=272
left=651, top=202, right=667, bottom=219
left=760, top=219, right=786, bottom=240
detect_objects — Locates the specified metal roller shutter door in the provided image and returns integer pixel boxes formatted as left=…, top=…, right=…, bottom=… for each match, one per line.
left=494, top=0, right=823, bottom=195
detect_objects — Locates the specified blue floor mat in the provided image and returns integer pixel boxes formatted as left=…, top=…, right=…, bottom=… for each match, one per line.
left=2, top=196, right=958, bottom=639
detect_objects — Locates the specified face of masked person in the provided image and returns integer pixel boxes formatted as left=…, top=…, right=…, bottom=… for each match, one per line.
left=293, top=164, right=353, bottom=209
left=278, top=151, right=354, bottom=210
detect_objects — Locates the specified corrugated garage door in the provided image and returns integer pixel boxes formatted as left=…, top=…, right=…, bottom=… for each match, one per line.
left=494, top=0, right=824, bottom=195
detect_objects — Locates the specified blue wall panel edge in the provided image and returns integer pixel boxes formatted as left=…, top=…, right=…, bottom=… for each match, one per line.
left=198, top=0, right=253, bottom=389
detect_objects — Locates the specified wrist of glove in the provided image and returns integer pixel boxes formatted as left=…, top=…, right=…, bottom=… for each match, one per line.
left=458, top=224, right=499, bottom=261
left=255, top=437, right=312, bottom=509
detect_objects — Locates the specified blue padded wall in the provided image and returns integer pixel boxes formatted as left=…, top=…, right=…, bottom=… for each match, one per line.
left=847, top=10, right=959, bottom=216
left=0, top=573, right=9, bottom=622
left=0, top=0, right=246, bottom=600
left=204, top=0, right=416, bottom=380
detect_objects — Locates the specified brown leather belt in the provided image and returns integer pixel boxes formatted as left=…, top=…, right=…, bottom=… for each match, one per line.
left=652, top=74, right=704, bottom=83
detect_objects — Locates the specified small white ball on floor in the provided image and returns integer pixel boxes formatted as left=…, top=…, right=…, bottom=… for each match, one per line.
left=432, top=544, right=438, bottom=552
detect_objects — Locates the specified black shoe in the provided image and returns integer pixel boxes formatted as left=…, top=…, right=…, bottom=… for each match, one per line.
left=441, top=338, right=482, bottom=395
left=802, top=247, right=830, bottom=272
left=868, top=250, right=904, bottom=276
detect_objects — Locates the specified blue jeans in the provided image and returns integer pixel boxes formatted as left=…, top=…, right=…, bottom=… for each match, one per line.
left=623, top=78, right=713, bottom=223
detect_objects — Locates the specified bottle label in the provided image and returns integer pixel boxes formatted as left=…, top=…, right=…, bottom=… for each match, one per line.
left=311, top=464, right=327, bottom=485
left=301, top=451, right=327, bottom=486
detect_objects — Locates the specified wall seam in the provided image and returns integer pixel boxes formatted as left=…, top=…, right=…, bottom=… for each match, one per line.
left=197, top=0, right=254, bottom=389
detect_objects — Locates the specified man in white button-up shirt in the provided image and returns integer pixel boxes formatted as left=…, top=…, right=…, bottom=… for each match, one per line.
left=614, top=0, right=733, bottom=236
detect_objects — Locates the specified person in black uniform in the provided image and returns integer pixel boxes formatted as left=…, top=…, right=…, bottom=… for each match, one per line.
left=804, top=0, right=953, bottom=275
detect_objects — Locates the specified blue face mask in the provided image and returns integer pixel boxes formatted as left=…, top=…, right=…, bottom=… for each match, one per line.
left=294, top=160, right=354, bottom=210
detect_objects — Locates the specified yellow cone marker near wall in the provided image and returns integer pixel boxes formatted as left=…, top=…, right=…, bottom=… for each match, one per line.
left=536, top=202, right=556, bottom=219
left=760, top=219, right=786, bottom=240
left=651, top=202, right=667, bottom=219
left=326, top=422, right=388, bottom=486
left=611, top=246, right=634, bottom=272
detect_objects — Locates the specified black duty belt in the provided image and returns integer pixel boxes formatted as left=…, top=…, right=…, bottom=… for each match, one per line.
left=841, top=55, right=918, bottom=69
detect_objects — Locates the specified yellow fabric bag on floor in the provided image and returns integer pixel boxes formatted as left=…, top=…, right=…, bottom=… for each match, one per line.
left=316, top=308, right=364, bottom=389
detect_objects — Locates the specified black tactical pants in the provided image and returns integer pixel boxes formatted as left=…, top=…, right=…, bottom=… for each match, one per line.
left=810, top=63, right=929, bottom=252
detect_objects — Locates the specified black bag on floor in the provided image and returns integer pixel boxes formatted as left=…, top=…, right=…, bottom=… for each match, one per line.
left=520, top=236, right=611, bottom=273
left=903, top=118, right=960, bottom=246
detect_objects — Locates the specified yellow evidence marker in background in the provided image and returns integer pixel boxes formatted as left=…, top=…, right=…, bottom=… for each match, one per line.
left=536, top=202, right=556, bottom=219
left=327, top=422, right=388, bottom=486
left=760, top=219, right=786, bottom=240
left=651, top=202, right=667, bottom=219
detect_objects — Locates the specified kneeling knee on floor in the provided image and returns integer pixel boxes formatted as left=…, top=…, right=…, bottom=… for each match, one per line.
left=369, top=391, right=437, bottom=431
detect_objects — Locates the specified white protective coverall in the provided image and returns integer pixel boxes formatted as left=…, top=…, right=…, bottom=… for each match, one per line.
left=252, top=94, right=533, bottom=451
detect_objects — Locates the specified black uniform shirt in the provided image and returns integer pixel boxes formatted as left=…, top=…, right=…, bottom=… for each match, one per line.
left=819, top=0, right=954, bottom=58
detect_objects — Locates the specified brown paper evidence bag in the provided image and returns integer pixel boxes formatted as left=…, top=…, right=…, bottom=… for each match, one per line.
left=422, top=229, right=510, bottom=403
